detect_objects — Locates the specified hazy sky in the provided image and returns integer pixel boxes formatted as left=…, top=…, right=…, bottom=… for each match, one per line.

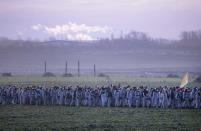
left=0, top=0, right=201, bottom=40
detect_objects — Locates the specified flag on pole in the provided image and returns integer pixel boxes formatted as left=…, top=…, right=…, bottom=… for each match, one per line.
left=180, top=72, right=189, bottom=88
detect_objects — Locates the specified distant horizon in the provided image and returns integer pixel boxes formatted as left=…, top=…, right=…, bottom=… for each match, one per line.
left=1, top=66, right=201, bottom=77
left=0, top=29, right=200, bottom=42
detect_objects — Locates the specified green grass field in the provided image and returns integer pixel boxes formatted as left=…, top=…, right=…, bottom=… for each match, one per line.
left=0, top=76, right=201, bottom=130
left=0, top=76, right=201, bottom=88
left=0, top=106, right=201, bottom=131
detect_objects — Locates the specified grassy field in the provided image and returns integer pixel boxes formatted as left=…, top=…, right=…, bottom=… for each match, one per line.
left=0, top=76, right=201, bottom=131
left=0, top=106, right=201, bottom=131
left=0, top=76, right=201, bottom=88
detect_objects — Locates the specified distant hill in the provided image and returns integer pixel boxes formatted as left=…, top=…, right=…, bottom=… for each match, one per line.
left=0, top=36, right=200, bottom=75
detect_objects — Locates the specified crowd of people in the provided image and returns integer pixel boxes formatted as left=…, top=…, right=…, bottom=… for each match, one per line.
left=0, top=85, right=200, bottom=109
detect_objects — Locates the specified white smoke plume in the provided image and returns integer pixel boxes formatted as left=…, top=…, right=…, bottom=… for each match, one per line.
left=31, top=22, right=110, bottom=41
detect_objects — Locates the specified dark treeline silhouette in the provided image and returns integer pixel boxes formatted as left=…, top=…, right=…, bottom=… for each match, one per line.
left=1, top=30, right=201, bottom=44
left=180, top=30, right=201, bottom=41
left=1, top=30, right=201, bottom=47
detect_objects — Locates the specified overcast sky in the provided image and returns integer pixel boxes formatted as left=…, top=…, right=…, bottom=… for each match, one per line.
left=0, top=0, right=201, bottom=40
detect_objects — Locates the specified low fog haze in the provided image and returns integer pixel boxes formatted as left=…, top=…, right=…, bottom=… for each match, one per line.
left=0, top=30, right=201, bottom=76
